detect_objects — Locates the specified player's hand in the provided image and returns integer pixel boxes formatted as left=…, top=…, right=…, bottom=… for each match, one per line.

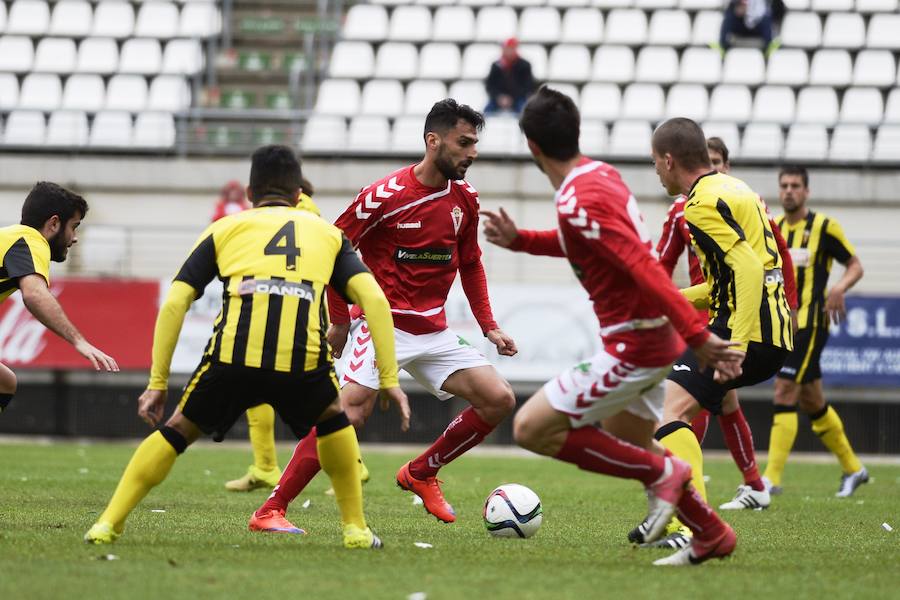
left=714, top=352, right=744, bottom=383
left=825, top=287, right=847, bottom=325
left=487, top=328, right=518, bottom=356
left=480, top=208, right=519, bottom=248
left=693, top=332, right=743, bottom=376
left=137, top=389, right=167, bottom=427
left=74, top=339, right=119, bottom=372
left=379, top=386, right=410, bottom=432
left=327, top=322, right=351, bottom=358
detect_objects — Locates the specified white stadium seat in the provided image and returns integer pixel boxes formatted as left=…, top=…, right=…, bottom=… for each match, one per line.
left=479, top=115, right=521, bottom=155
left=609, top=120, right=652, bottom=156
left=448, top=80, right=488, bottom=111
left=92, top=1, right=135, bottom=38
left=592, top=0, right=632, bottom=7
left=329, top=41, right=375, bottom=79
left=795, top=87, right=839, bottom=125
left=391, top=116, right=425, bottom=153
left=62, top=74, right=105, bottom=111
left=32, top=38, right=77, bottom=74
left=49, top=1, right=92, bottom=37
left=0, top=37, right=34, bottom=72
left=302, top=115, right=346, bottom=152
left=635, top=46, right=678, bottom=84
left=148, top=75, right=191, bottom=112
left=3, top=110, right=46, bottom=145
left=549, top=0, right=591, bottom=6
left=822, top=13, right=865, bottom=49
left=647, top=10, right=690, bottom=46
left=752, top=86, right=795, bottom=125
left=475, top=6, right=517, bottom=42
left=784, top=124, right=828, bottom=160
left=519, top=7, right=561, bottom=44
left=780, top=13, right=821, bottom=48
left=852, top=51, right=896, bottom=87
left=179, top=3, right=222, bottom=38
left=723, top=48, right=765, bottom=85
left=77, top=38, right=119, bottom=74
left=679, top=0, right=722, bottom=8
left=518, top=44, right=548, bottom=80
left=873, top=125, right=900, bottom=161
left=7, top=0, right=50, bottom=36
left=375, top=43, right=418, bottom=79
left=783, top=0, right=810, bottom=8
left=119, top=39, right=162, bottom=75
left=0, top=3, right=6, bottom=31
left=679, top=47, right=721, bottom=85
left=809, top=50, right=852, bottom=86
left=708, top=85, right=752, bottom=122
left=665, top=84, right=709, bottom=122
left=388, top=6, right=432, bottom=42
left=19, top=73, right=61, bottom=111
left=740, top=123, right=784, bottom=159
left=462, top=43, right=499, bottom=79
left=885, top=89, right=900, bottom=123
left=839, top=87, right=883, bottom=125
left=162, top=39, right=204, bottom=75
left=548, top=44, right=592, bottom=82
left=580, top=120, right=608, bottom=155
left=343, top=4, right=389, bottom=41
left=432, top=6, right=475, bottom=42
left=505, top=0, right=545, bottom=6
left=867, top=15, right=900, bottom=50
left=360, top=79, right=404, bottom=116
left=580, top=82, right=621, bottom=121
left=0, top=74, right=19, bottom=110
left=419, top=43, right=461, bottom=79
left=89, top=111, right=133, bottom=147
left=546, top=82, right=580, bottom=106
left=621, top=83, right=665, bottom=121
left=856, top=0, right=898, bottom=11
left=829, top=124, right=871, bottom=161
left=605, top=9, right=647, bottom=45
left=691, top=11, right=722, bottom=46
left=135, top=2, right=179, bottom=38
left=592, top=45, right=635, bottom=83
left=701, top=121, right=740, bottom=155
left=348, top=116, right=391, bottom=152
left=405, top=80, right=447, bottom=115
left=561, top=8, right=604, bottom=44
left=105, top=74, right=148, bottom=111
left=133, top=112, right=176, bottom=148
left=766, top=49, right=809, bottom=86
left=314, top=80, right=360, bottom=117
left=636, top=0, right=676, bottom=7
left=812, top=0, right=853, bottom=10
left=46, top=110, right=89, bottom=146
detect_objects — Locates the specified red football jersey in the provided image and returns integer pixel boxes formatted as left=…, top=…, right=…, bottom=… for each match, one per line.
left=329, top=165, right=497, bottom=335
left=512, top=159, right=709, bottom=367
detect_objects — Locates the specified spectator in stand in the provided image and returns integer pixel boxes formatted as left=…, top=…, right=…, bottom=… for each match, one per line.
left=715, top=0, right=780, bottom=57
left=484, top=38, right=535, bottom=115
left=211, top=180, right=250, bottom=222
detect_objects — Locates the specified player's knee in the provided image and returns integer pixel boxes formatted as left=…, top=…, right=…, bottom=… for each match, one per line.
left=513, top=411, right=544, bottom=454
left=345, top=404, right=368, bottom=429
left=0, top=368, right=16, bottom=395
left=798, top=394, right=824, bottom=415
left=158, top=425, right=189, bottom=454
left=483, top=383, right=516, bottom=420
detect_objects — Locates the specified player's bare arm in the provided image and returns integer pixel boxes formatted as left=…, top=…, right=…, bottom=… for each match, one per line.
left=18, top=273, right=119, bottom=372
left=825, top=255, right=864, bottom=325
left=480, top=208, right=519, bottom=248
left=327, top=322, right=351, bottom=358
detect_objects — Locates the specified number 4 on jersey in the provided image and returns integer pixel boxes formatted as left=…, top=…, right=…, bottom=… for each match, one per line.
left=264, top=222, right=301, bottom=270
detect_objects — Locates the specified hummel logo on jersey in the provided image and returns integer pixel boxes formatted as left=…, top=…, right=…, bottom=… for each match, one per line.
left=672, top=364, right=691, bottom=372
left=394, top=247, right=452, bottom=264
left=397, top=222, right=421, bottom=229
left=239, top=279, right=315, bottom=301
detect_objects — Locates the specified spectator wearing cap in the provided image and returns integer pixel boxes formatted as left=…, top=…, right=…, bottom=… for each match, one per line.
left=484, top=38, right=535, bottom=115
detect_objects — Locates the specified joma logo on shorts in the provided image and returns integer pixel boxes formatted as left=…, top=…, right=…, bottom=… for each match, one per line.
left=239, top=279, right=315, bottom=301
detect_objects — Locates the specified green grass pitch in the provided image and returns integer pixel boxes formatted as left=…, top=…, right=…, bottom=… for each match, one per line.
left=0, top=442, right=898, bottom=600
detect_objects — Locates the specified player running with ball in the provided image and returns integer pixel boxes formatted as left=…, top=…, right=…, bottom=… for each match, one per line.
left=481, top=87, right=742, bottom=566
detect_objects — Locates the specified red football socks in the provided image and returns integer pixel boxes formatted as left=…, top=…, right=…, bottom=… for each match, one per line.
left=691, top=410, right=711, bottom=445
left=554, top=426, right=665, bottom=486
left=256, top=427, right=320, bottom=517
left=676, top=483, right=728, bottom=541
left=408, top=407, right=494, bottom=480
left=718, top=408, right=765, bottom=491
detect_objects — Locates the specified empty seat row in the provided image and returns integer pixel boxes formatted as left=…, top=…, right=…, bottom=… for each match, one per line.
left=366, top=0, right=898, bottom=11
left=0, top=110, right=177, bottom=148
left=0, top=0, right=221, bottom=38
left=0, top=36, right=204, bottom=76
left=0, top=73, right=191, bottom=112
left=332, top=42, right=900, bottom=87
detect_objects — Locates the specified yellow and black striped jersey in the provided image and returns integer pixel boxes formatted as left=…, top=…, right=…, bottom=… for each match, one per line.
left=684, top=172, right=793, bottom=351
left=0, top=224, right=51, bottom=304
left=776, top=211, right=855, bottom=330
left=174, top=206, right=368, bottom=374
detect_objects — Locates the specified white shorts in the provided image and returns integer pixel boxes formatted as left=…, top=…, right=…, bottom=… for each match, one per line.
left=544, top=350, right=671, bottom=426
left=336, top=318, right=492, bottom=400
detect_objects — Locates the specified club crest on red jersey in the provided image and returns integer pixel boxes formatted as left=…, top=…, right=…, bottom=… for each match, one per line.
left=451, top=206, right=463, bottom=235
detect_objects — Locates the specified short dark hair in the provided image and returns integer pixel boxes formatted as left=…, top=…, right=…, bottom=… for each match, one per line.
left=300, top=176, right=314, bottom=197
left=519, top=86, right=580, bottom=161
left=248, top=145, right=302, bottom=203
left=706, top=136, right=729, bottom=164
left=21, top=182, right=88, bottom=229
left=652, top=118, right=711, bottom=170
left=423, top=98, right=484, bottom=139
left=778, top=165, right=809, bottom=188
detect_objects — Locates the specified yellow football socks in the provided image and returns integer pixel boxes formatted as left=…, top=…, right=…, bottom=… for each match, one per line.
left=763, top=407, right=798, bottom=486
left=317, top=423, right=366, bottom=530
left=811, top=405, right=862, bottom=475
left=246, top=404, right=278, bottom=473
left=98, top=431, right=178, bottom=532
left=657, top=422, right=707, bottom=500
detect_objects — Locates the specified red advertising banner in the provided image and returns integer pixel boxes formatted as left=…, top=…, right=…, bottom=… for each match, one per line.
left=0, top=277, right=158, bottom=370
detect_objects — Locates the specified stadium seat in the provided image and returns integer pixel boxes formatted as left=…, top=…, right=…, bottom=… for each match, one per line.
left=701, top=121, right=740, bottom=155
left=315, top=79, right=360, bottom=117
left=635, top=46, right=678, bottom=83
left=591, top=0, right=632, bottom=7
left=647, top=10, right=691, bottom=46
left=752, top=86, right=795, bottom=125
left=722, top=48, right=765, bottom=85
left=504, top=0, right=545, bottom=6
left=740, top=123, right=784, bottom=159
left=133, top=112, right=176, bottom=148
left=348, top=116, right=391, bottom=152
left=852, top=51, right=896, bottom=87
left=708, top=85, right=752, bottom=122
left=636, top=0, right=676, bottom=7
left=621, top=83, right=665, bottom=121
left=0, top=3, right=6, bottom=32
left=479, top=115, right=521, bottom=155
left=46, top=110, right=89, bottom=146
left=475, top=6, right=517, bottom=42
left=330, top=41, right=375, bottom=79
left=829, top=124, right=871, bottom=161
left=809, top=50, right=852, bottom=86
left=32, top=38, right=77, bottom=74
left=0, top=36, right=34, bottom=72
left=62, top=74, right=105, bottom=111
left=77, top=38, right=118, bottom=74
left=0, top=74, right=19, bottom=110
left=546, top=82, right=580, bottom=106
left=550, top=0, right=591, bottom=6
left=609, top=120, right=652, bottom=156
left=89, top=111, right=133, bottom=147
left=679, top=0, right=722, bottom=8
left=795, top=87, right=839, bottom=125
left=135, top=2, right=179, bottom=38
left=148, top=75, right=191, bottom=112
left=872, top=125, right=900, bottom=161
left=691, top=11, right=723, bottom=46
left=561, top=8, right=604, bottom=44
left=867, top=14, right=900, bottom=50
left=391, top=115, right=425, bottom=153
left=519, top=7, right=561, bottom=43
left=388, top=6, right=432, bottom=42
left=856, top=0, right=898, bottom=11
left=665, top=84, right=709, bottom=121
left=518, top=44, right=548, bottom=80
left=580, top=120, right=608, bottom=155
left=105, top=75, right=148, bottom=111
left=679, top=47, right=721, bottom=84
left=605, top=9, right=647, bottom=45
left=179, top=3, right=222, bottom=38
left=782, top=0, right=810, bottom=8
left=784, top=123, right=828, bottom=160
left=462, top=43, right=499, bottom=79
left=580, top=83, right=621, bottom=120
left=48, top=0, right=92, bottom=37
left=460, top=0, right=501, bottom=5
left=419, top=43, right=462, bottom=79
left=302, top=115, right=347, bottom=152
left=592, top=45, right=635, bottom=83
left=162, top=39, right=204, bottom=75
left=548, top=44, right=592, bottom=82
left=449, top=80, right=488, bottom=111
left=375, top=43, right=418, bottom=79
left=780, top=13, right=821, bottom=48
left=405, top=80, right=448, bottom=115
left=7, top=1, right=50, bottom=36
left=822, top=13, right=865, bottom=49
left=885, top=89, right=900, bottom=123
left=343, top=4, right=389, bottom=41
left=360, top=80, right=404, bottom=116
left=119, top=39, right=162, bottom=74
left=3, top=110, right=45, bottom=145
left=92, top=1, right=135, bottom=38
left=766, top=49, right=809, bottom=86
left=811, top=0, right=853, bottom=10
left=19, top=73, right=61, bottom=111
left=839, top=87, right=883, bottom=125
left=432, top=6, right=475, bottom=42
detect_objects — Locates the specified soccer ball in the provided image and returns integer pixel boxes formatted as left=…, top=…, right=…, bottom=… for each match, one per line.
left=483, top=484, right=543, bottom=538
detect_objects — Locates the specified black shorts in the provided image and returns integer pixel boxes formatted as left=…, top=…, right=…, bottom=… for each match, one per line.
left=666, top=337, right=789, bottom=415
left=179, top=359, right=339, bottom=441
left=776, top=326, right=828, bottom=384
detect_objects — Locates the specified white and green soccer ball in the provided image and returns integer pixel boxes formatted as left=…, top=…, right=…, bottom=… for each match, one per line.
left=483, top=483, right=543, bottom=539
